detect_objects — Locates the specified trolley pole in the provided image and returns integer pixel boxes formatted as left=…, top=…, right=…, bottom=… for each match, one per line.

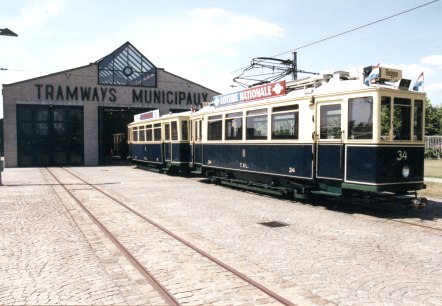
left=292, top=51, right=297, bottom=80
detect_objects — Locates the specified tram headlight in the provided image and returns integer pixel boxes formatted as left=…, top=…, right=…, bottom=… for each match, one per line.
left=402, top=166, right=410, bottom=178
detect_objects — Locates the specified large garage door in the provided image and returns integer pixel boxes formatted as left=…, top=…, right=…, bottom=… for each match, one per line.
left=17, top=105, right=84, bottom=167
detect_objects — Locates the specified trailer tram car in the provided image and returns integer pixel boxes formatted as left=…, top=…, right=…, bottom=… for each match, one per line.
left=128, top=65, right=427, bottom=208
left=128, top=110, right=192, bottom=174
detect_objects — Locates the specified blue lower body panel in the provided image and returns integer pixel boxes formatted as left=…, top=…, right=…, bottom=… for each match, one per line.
left=131, top=142, right=191, bottom=165
left=171, top=143, right=191, bottom=163
left=192, top=143, right=203, bottom=165
left=317, top=144, right=342, bottom=179
left=345, top=145, right=424, bottom=184
left=203, top=143, right=313, bottom=179
left=131, top=143, right=163, bottom=163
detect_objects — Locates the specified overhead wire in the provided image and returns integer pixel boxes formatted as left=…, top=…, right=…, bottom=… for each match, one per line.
left=2, top=1, right=438, bottom=83
left=231, top=0, right=439, bottom=73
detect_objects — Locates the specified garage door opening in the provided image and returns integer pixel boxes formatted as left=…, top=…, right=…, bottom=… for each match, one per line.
left=98, top=107, right=152, bottom=165
left=17, top=105, right=84, bottom=167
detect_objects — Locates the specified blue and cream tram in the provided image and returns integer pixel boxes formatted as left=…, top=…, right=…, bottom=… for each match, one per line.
left=195, top=66, right=426, bottom=206
left=128, top=110, right=192, bottom=173
left=128, top=65, right=427, bottom=207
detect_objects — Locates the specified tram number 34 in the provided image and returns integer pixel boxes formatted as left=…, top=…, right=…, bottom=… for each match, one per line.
left=397, top=150, right=408, bottom=160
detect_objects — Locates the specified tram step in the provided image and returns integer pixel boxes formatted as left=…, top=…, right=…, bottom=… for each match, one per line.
left=220, top=179, right=285, bottom=196
left=310, top=190, right=342, bottom=197
left=137, top=166, right=161, bottom=173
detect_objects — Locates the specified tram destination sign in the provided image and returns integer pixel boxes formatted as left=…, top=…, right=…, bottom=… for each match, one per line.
left=213, top=80, right=286, bottom=107
left=134, top=109, right=160, bottom=122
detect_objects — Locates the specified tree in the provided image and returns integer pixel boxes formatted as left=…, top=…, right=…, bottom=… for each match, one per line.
left=425, top=99, right=442, bottom=135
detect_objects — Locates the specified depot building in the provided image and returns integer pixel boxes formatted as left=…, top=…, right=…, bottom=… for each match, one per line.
left=2, top=42, right=219, bottom=167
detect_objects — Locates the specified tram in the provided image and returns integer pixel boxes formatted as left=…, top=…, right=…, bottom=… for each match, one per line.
left=112, top=133, right=128, bottom=158
left=127, top=110, right=192, bottom=174
left=128, top=65, right=427, bottom=207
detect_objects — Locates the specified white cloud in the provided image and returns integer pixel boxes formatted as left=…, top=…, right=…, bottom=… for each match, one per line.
left=425, top=82, right=442, bottom=91
left=189, top=8, right=284, bottom=43
left=320, top=63, right=430, bottom=81
left=15, top=0, right=66, bottom=34
left=394, top=64, right=431, bottom=80
left=137, top=8, right=284, bottom=59
left=192, top=7, right=230, bottom=19
left=128, top=7, right=285, bottom=91
left=421, top=55, right=442, bottom=66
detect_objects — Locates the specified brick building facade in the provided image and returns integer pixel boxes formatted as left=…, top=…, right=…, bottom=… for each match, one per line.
left=2, top=42, right=219, bottom=167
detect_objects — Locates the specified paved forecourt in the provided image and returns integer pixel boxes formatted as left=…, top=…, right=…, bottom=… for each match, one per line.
left=0, top=168, right=166, bottom=305
left=1, top=166, right=442, bottom=305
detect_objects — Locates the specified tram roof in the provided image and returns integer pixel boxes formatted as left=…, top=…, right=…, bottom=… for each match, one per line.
left=128, top=110, right=192, bottom=126
left=198, top=68, right=425, bottom=114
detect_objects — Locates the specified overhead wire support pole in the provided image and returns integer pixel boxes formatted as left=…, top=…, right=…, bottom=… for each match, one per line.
left=292, top=52, right=297, bottom=81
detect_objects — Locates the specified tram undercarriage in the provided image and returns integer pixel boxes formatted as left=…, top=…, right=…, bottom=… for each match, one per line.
left=204, top=168, right=428, bottom=209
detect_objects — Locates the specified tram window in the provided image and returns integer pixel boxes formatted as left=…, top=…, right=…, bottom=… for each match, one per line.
left=208, top=115, right=222, bottom=141
left=153, top=123, right=161, bottom=141
left=271, top=105, right=298, bottom=140
left=190, top=121, right=193, bottom=140
left=273, top=105, right=299, bottom=112
left=246, top=109, right=268, bottom=140
left=171, top=121, right=178, bottom=140
left=225, top=112, right=243, bottom=140
left=393, top=98, right=411, bottom=140
left=195, top=121, right=200, bottom=141
left=132, top=126, right=138, bottom=142
left=320, top=105, right=341, bottom=139
left=348, top=97, right=373, bottom=139
left=182, top=121, right=189, bottom=141
left=199, top=120, right=203, bottom=140
left=139, top=126, right=146, bottom=142
left=146, top=124, right=153, bottom=141
left=414, top=100, right=423, bottom=141
left=381, top=97, right=391, bottom=140
left=165, top=124, right=171, bottom=141
left=193, top=121, right=199, bottom=141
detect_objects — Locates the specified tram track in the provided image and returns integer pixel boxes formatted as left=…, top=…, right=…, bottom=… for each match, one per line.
left=391, top=218, right=442, bottom=234
left=45, top=167, right=179, bottom=305
left=205, top=178, right=442, bottom=236
left=45, top=167, right=296, bottom=306
left=197, top=177, right=442, bottom=237
left=308, top=195, right=442, bottom=235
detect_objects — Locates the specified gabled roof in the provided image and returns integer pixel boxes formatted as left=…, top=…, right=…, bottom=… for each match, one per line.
left=96, top=41, right=157, bottom=87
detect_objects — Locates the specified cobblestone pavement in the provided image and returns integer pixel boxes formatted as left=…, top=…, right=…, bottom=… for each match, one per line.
left=0, top=168, right=166, bottom=305
left=1, top=166, right=442, bottom=305
left=44, top=167, right=286, bottom=305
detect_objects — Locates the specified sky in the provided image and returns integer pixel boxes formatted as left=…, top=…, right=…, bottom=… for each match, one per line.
left=1, top=0, right=442, bottom=118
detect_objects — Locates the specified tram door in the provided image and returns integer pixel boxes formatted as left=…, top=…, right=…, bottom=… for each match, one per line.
left=164, top=121, right=179, bottom=162
left=191, top=119, right=203, bottom=165
left=315, top=102, right=345, bottom=181
left=164, top=122, right=172, bottom=162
